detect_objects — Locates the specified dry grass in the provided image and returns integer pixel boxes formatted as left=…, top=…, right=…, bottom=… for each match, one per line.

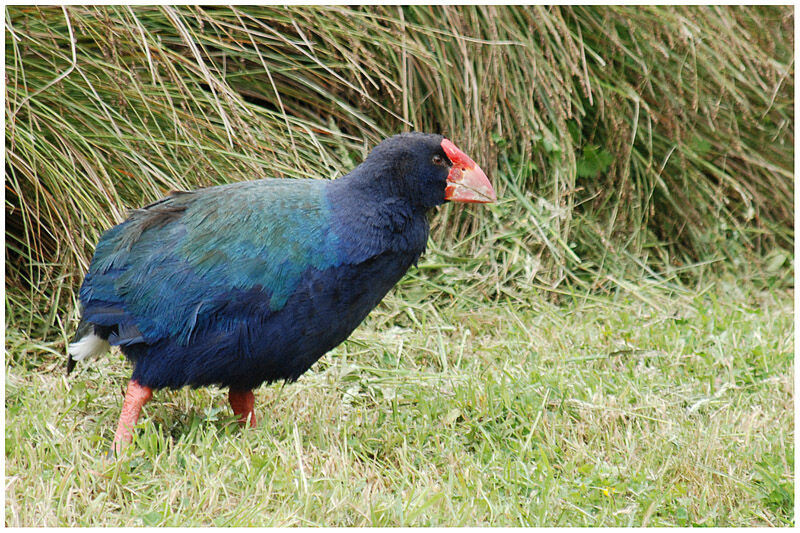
left=5, top=6, right=794, bottom=329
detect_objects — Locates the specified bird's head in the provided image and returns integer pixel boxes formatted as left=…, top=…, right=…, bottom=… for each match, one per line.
left=362, top=132, right=496, bottom=209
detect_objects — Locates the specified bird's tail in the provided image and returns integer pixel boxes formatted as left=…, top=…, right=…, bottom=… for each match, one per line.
left=67, top=319, right=110, bottom=375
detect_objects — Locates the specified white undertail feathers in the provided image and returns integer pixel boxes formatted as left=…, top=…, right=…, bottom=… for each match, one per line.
left=68, top=333, right=110, bottom=362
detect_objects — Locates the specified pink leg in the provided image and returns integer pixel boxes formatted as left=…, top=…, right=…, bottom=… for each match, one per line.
left=229, top=389, right=257, bottom=428
left=111, top=380, right=153, bottom=455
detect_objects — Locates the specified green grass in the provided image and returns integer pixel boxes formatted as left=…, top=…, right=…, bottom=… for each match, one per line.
left=4, top=4, right=794, bottom=527
left=6, top=270, right=793, bottom=526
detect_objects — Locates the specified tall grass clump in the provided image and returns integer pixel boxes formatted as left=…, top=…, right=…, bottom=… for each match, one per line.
left=5, top=5, right=793, bottom=331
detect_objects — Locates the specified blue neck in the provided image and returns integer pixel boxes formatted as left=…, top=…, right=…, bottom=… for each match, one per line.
left=326, top=165, right=431, bottom=263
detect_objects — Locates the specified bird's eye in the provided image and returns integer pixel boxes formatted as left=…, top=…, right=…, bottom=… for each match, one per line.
left=432, top=154, right=446, bottom=166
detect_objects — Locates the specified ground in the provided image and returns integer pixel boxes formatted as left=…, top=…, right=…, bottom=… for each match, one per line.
left=4, top=272, right=794, bottom=526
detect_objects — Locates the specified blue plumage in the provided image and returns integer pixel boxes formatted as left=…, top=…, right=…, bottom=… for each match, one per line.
left=68, top=132, right=496, bottom=452
left=73, top=134, right=447, bottom=390
left=84, top=180, right=342, bottom=348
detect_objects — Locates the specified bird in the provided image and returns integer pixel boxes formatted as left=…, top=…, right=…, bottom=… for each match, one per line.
left=67, top=132, right=496, bottom=454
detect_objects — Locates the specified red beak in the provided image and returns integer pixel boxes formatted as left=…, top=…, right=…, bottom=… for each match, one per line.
left=441, top=139, right=496, bottom=203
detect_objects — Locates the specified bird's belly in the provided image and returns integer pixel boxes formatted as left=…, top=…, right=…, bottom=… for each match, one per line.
left=126, top=252, right=414, bottom=390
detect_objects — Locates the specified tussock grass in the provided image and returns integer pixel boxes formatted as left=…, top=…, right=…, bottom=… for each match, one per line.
left=5, top=6, right=794, bottom=328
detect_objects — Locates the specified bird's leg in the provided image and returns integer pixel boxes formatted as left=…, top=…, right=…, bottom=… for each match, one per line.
left=110, top=379, right=153, bottom=456
left=229, top=389, right=257, bottom=428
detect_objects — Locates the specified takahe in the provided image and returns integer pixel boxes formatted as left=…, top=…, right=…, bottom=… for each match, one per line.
left=67, top=132, right=495, bottom=453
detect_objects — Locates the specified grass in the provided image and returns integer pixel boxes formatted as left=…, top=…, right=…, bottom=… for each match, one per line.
left=5, top=6, right=794, bottom=321
left=5, top=267, right=793, bottom=526
left=4, top=4, right=794, bottom=527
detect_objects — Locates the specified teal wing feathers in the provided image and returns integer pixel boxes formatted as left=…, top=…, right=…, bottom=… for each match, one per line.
left=80, top=179, right=341, bottom=345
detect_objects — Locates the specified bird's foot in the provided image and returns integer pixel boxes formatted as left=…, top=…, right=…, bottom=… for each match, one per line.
left=106, top=379, right=153, bottom=459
